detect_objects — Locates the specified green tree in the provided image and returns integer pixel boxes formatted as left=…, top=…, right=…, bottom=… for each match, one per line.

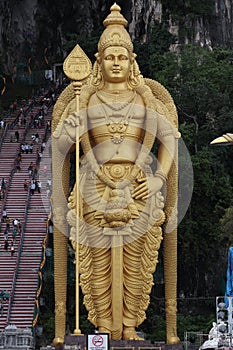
left=139, top=44, right=233, bottom=296
left=63, top=31, right=102, bottom=63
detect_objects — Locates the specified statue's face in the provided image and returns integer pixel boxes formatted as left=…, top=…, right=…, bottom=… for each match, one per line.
left=101, top=46, right=131, bottom=84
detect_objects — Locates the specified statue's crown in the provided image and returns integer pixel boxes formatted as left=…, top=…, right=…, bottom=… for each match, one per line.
left=98, top=3, right=133, bottom=54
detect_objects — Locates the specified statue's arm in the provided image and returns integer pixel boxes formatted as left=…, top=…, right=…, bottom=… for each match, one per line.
left=156, top=113, right=177, bottom=178
left=52, top=92, right=87, bottom=153
left=133, top=114, right=177, bottom=200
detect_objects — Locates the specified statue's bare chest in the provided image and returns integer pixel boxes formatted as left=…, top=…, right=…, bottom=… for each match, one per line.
left=87, top=92, right=146, bottom=129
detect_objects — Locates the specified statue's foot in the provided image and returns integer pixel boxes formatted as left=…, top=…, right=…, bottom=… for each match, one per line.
left=52, top=337, right=64, bottom=347
left=167, top=335, right=180, bottom=344
left=123, top=327, right=143, bottom=340
left=98, top=327, right=111, bottom=339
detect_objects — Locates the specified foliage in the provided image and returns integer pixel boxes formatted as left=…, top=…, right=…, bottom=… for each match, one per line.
left=134, top=22, right=176, bottom=78
left=135, top=40, right=233, bottom=296
left=63, top=31, right=102, bottom=63
left=177, top=314, right=215, bottom=338
left=142, top=313, right=215, bottom=342
left=36, top=268, right=55, bottom=345
left=150, top=46, right=233, bottom=138
left=220, top=206, right=233, bottom=240
left=140, top=296, right=215, bottom=342
left=178, top=153, right=232, bottom=296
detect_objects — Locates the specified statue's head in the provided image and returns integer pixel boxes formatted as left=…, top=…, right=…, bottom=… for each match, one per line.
left=92, top=3, right=142, bottom=88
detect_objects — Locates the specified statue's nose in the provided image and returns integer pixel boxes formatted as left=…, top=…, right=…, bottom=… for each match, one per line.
left=113, top=57, right=119, bottom=65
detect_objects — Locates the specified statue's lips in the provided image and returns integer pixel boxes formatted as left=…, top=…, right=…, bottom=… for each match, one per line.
left=112, top=69, right=121, bottom=73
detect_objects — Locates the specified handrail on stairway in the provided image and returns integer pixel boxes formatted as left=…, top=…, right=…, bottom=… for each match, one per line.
left=0, top=123, right=9, bottom=153
left=0, top=160, right=17, bottom=234
left=10, top=101, right=35, bottom=130
left=32, top=233, right=48, bottom=328
left=6, top=188, right=31, bottom=326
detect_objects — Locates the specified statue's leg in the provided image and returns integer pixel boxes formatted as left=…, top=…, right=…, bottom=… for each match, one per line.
left=122, top=235, right=146, bottom=340
left=123, top=223, right=163, bottom=340
left=163, top=230, right=180, bottom=344
left=91, top=245, right=112, bottom=333
left=53, top=227, right=68, bottom=346
left=52, top=150, right=70, bottom=346
left=81, top=212, right=112, bottom=336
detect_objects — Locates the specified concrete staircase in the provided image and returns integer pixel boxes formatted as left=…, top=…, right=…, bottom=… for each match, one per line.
left=0, top=96, right=53, bottom=331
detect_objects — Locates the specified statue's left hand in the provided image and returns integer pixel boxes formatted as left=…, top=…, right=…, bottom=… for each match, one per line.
left=132, top=177, right=163, bottom=200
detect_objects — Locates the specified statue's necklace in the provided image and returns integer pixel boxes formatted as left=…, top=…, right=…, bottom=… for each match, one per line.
left=96, top=89, right=136, bottom=111
left=96, top=90, right=136, bottom=144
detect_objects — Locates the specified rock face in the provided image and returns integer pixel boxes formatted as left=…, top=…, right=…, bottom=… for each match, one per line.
left=127, top=0, right=162, bottom=41
left=167, top=0, right=233, bottom=51
left=0, top=0, right=39, bottom=74
left=0, top=0, right=233, bottom=74
left=212, top=0, right=233, bottom=47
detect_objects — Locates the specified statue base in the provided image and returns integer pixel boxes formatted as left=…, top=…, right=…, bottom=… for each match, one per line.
left=63, top=335, right=184, bottom=350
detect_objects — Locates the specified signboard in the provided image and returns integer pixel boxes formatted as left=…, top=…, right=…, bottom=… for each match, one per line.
left=87, top=334, right=109, bottom=350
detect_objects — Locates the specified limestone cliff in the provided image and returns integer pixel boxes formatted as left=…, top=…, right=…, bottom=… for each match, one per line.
left=0, top=0, right=233, bottom=75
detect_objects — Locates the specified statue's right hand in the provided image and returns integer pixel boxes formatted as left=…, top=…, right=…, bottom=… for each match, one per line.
left=63, top=112, right=83, bottom=141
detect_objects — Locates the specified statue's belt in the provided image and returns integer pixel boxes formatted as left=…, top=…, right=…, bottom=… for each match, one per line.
left=101, top=162, right=135, bottom=180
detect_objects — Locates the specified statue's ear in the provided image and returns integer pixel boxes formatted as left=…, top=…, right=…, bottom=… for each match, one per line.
left=95, top=52, right=101, bottom=63
left=130, top=52, right=137, bottom=64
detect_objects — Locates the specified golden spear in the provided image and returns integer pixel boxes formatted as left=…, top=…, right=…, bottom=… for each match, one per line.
left=63, top=44, right=92, bottom=335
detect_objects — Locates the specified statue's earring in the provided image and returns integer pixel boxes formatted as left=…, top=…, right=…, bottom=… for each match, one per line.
left=129, top=68, right=134, bottom=80
left=92, top=62, right=104, bottom=89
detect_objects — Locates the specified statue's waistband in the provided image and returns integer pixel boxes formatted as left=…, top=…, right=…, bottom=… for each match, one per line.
left=101, top=162, right=134, bottom=180
left=102, top=160, right=134, bottom=165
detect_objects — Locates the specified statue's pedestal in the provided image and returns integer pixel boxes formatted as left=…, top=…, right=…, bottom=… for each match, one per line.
left=64, top=335, right=183, bottom=350
left=64, top=334, right=86, bottom=348
left=108, top=340, right=183, bottom=350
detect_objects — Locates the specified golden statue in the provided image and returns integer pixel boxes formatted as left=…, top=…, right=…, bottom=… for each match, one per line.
left=52, top=3, right=180, bottom=346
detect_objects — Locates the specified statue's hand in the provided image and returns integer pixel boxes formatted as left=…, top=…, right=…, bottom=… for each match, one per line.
left=116, top=179, right=131, bottom=190
left=132, top=176, right=164, bottom=200
left=63, top=112, right=84, bottom=141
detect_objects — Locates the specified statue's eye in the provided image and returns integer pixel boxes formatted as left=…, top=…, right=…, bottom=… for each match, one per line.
left=105, top=55, right=114, bottom=60
left=119, top=55, right=128, bottom=60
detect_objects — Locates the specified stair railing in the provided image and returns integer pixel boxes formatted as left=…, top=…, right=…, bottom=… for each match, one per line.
left=32, top=233, right=48, bottom=328
left=6, top=189, right=31, bottom=325
left=10, top=101, right=34, bottom=130
left=0, top=162, right=17, bottom=234
left=0, top=123, right=9, bottom=152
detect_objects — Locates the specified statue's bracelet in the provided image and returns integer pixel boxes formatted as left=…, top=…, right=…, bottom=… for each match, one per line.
left=154, top=170, right=167, bottom=184
left=126, top=164, right=141, bottom=182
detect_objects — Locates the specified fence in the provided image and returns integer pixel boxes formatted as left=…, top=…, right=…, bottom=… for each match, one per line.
left=184, top=332, right=209, bottom=350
